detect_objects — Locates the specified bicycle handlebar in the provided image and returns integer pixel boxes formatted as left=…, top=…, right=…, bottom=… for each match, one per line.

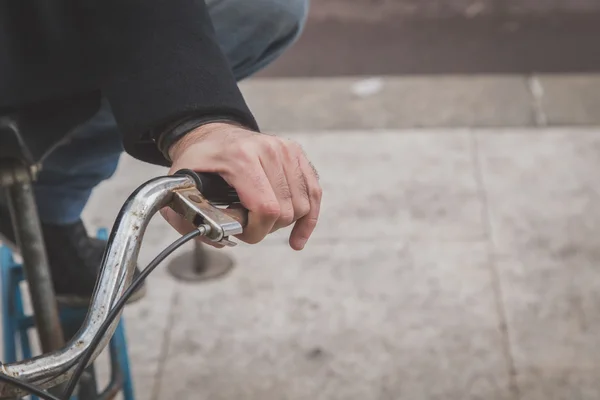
left=0, top=172, right=247, bottom=398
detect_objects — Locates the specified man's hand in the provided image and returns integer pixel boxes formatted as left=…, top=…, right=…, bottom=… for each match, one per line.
left=161, top=122, right=322, bottom=250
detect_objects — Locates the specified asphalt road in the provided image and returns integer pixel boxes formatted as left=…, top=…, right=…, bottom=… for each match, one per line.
left=258, top=7, right=600, bottom=77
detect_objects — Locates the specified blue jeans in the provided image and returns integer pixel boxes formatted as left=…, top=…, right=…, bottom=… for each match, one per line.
left=34, top=0, right=309, bottom=224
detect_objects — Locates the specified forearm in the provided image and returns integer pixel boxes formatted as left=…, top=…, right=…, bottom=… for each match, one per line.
left=152, top=114, right=252, bottom=162
left=80, top=0, right=258, bottom=165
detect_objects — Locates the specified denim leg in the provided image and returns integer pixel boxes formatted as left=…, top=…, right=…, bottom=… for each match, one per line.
left=28, top=0, right=309, bottom=225
left=33, top=98, right=123, bottom=224
left=207, top=0, right=310, bottom=80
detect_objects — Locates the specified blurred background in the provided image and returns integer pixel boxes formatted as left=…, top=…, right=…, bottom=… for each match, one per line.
left=261, top=0, right=600, bottom=76
left=83, top=1, right=600, bottom=399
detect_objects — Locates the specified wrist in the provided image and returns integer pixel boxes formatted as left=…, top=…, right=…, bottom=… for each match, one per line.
left=168, top=122, right=236, bottom=160
left=155, top=115, right=245, bottom=162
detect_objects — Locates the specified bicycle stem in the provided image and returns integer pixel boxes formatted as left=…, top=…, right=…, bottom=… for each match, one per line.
left=0, top=174, right=243, bottom=398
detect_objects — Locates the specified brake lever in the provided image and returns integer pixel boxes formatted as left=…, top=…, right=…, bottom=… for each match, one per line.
left=169, top=187, right=245, bottom=246
left=168, top=170, right=248, bottom=247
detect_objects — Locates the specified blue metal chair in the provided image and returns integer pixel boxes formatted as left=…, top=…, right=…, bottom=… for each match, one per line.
left=0, top=229, right=135, bottom=400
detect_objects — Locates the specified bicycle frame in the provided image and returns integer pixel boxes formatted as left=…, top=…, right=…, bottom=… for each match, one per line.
left=0, top=173, right=244, bottom=399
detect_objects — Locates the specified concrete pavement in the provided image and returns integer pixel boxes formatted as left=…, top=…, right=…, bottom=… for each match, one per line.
left=240, top=74, right=600, bottom=131
left=76, top=125, right=600, bottom=400
left=3, top=71, right=600, bottom=398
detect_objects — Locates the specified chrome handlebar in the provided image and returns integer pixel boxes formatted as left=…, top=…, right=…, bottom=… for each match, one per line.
left=0, top=173, right=246, bottom=398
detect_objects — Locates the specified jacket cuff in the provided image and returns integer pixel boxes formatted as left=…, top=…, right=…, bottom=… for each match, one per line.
left=154, top=114, right=250, bottom=162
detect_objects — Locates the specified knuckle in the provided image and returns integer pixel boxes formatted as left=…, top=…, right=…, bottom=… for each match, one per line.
left=278, top=138, right=297, bottom=155
left=280, top=206, right=295, bottom=225
left=296, top=200, right=311, bottom=217
left=260, top=137, right=280, bottom=158
left=311, top=186, right=323, bottom=202
left=257, top=201, right=281, bottom=218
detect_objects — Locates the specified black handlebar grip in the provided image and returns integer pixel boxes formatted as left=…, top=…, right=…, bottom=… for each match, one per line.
left=174, top=169, right=241, bottom=205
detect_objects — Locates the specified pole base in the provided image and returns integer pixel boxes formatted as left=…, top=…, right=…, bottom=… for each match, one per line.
left=167, top=243, right=235, bottom=282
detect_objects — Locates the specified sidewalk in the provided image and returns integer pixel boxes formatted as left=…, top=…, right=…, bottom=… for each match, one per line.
left=240, top=74, right=600, bottom=131
left=81, top=119, right=600, bottom=399
left=1, top=73, right=599, bottom=399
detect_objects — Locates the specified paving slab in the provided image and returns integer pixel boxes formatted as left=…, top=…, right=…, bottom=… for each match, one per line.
left=476, top=128, right=600, bottom=400
left=241, top=77, right=536, bottom=131
left=8, top=126, right=600, bottom=399
left=536, top=74, right=600, bottom=126
left=243, top=75, right=600, bottom=130
left=253, top=130, right=485, bottom=245
left=157, top=240, right=510, bottom=400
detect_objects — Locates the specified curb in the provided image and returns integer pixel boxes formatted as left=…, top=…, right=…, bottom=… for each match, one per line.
left=241, top=74, right=600, bottom=132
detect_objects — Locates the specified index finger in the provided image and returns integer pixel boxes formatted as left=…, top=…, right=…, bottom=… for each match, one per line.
left=223, top=166, right=280, bottom=244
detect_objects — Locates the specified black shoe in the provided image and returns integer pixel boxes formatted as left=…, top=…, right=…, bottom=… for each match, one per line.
left=0, top=206, right=146, bottom=307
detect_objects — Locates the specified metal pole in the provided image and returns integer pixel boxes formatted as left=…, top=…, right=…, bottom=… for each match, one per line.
left=193, top=242, right=209, bottom=274
left=167, top=241, right=235, bottom=282
left=4, top=173, right=65, bottom=353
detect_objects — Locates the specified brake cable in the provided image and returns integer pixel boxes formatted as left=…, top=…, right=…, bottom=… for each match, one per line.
left=0, top=171, right=246, bottom=399
left=62, top=228, right=205, bottom=398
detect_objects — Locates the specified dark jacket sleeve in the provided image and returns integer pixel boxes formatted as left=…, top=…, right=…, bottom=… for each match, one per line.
left=80, top=0, right=259, bottom=166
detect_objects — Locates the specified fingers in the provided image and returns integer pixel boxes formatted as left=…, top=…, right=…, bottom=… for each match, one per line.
left=289, top=154, right=322, bottom=250
left=165, top=125, right=322, bottom=249
left=279, top=142, right=310, bottom=230
left=260, top=144, right=294, bottom=233
left=220, top=146, right=280, bottom=244
left=251, top=138, right=318, bottom=249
